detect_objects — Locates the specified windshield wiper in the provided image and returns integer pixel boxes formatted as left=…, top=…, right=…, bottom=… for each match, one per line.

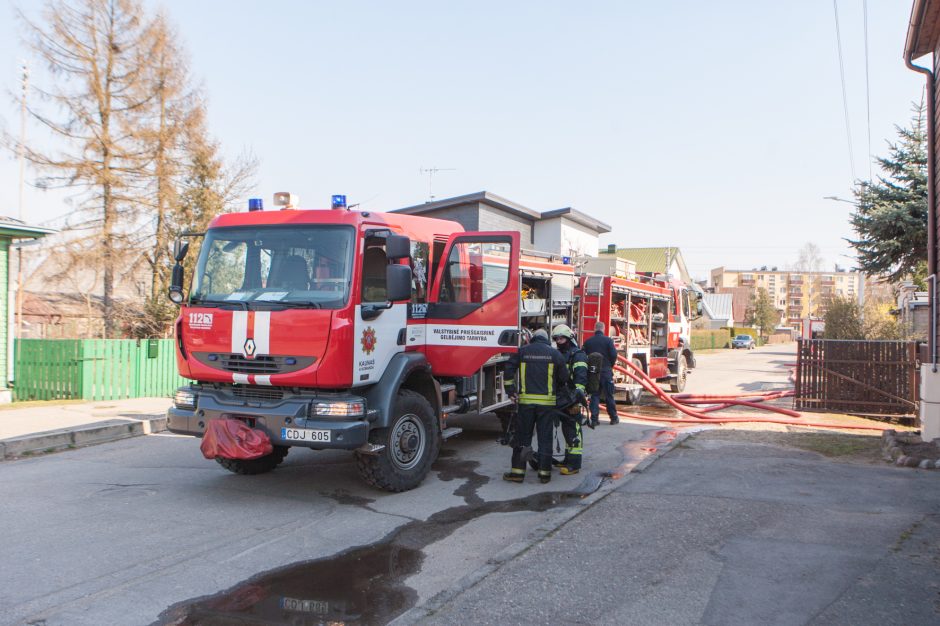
left=190, top=297, right=248, bottom=310
left=250, top=300, right=322, bottom=310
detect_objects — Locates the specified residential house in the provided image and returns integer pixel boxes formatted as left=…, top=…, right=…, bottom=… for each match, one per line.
left=600, top=246, right=692, bottom=284
left=701, top=293, right=735, bottom=329
left=393, top=191, right=611, bottom=258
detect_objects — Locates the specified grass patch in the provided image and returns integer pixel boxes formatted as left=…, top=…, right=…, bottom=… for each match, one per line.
left=694, top=430, right=883, bottom=463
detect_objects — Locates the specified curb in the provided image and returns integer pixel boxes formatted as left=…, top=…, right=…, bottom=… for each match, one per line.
left=0, top=416, right=167, bottom=461
left=390, top=430, right=690, bottom=625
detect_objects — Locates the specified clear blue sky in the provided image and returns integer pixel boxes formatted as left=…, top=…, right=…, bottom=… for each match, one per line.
left=0, top=0, right=926, bottom=280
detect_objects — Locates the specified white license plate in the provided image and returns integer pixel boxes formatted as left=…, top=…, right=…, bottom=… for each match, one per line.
left=281, top=427, right=331, bottom=443
left=281, top=596, right=329, bottom=614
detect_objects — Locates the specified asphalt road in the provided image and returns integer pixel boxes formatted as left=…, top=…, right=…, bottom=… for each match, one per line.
left=0, top=407, right=662, bottom=625
left=6, top=342, right=910, bottom=626
left=421, top=432, right=940, bottom=625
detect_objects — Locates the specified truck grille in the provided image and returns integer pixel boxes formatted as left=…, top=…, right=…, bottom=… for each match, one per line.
left=220, top=354, right=284, bottom=374
left=232, top=387, right=284, bottom=401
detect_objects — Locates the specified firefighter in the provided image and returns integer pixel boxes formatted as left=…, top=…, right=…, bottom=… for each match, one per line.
left=552, top=324, right=588, bottom=475
left=502, top=328, right=568, bottom=484
left=583, top=321, right=620, bottom=426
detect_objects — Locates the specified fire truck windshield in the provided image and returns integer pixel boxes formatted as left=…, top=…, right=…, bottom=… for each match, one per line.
left=190, top=225, right=355, bottom=309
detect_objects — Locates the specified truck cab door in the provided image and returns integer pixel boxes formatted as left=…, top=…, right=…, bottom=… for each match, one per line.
left=424, top=232, right=520, bottom=377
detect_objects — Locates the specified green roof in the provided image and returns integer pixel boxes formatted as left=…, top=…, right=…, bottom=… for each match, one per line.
left=600, top=247, right=677, bottom=273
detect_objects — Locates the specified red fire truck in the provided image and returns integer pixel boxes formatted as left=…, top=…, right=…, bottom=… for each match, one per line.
left=575, top=271, right=700, bottom=403
left=166, top=195, right=696, bottom=491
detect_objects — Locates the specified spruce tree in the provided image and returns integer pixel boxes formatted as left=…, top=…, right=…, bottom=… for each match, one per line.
left=848, top=101, right=927, bottom=282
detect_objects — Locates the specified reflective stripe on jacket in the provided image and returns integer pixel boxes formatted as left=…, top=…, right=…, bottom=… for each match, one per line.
left=504, top=335, right=568, bottom=406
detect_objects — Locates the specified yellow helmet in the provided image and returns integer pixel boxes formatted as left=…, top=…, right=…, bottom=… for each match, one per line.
left=552, top=324, right=574, bottom=340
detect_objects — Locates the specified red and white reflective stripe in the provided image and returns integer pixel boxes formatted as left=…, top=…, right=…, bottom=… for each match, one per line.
left=254, top=312, right=271, bottom=354
left=232, top=373, right=274, bottom=385
left=231, top=311, right=249, bottom=354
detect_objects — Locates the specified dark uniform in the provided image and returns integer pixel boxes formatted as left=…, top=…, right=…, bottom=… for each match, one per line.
left=583, top=329, right=620, bottom=425
left=553, top=325, right=588, bottom=474
left=503, top=332, right=568, bottom=483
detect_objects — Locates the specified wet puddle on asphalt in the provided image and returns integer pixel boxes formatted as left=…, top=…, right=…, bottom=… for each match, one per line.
left=154, top=427, right=676, bottom=626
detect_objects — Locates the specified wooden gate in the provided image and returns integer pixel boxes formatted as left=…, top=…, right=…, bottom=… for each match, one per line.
left=795, top=339, right=919, bottom=416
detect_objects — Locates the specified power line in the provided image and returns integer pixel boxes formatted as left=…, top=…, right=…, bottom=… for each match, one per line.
left=863, top=0, right=873, bottom=182
left=832, top=0, right=857, bottom=181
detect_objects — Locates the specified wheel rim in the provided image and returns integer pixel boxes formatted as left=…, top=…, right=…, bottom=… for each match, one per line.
left=390, top=413, right=426, bottom=471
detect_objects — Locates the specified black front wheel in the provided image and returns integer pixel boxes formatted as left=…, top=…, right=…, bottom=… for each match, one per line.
left=355, top=390, right=440, bottom=492
left=216, top=445, right=289, bottom=475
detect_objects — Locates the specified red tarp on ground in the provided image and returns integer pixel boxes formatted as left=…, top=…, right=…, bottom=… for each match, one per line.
left=200, top=419, right=273, bottom=460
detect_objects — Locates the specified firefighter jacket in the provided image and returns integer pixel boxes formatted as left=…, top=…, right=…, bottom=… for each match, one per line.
left=583, top=331, right=618, bottom=375
left=504, top=334, right=569, bottom=406
left=557, top=341, right=588, bottom=408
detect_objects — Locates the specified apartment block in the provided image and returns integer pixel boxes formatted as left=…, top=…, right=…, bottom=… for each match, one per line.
left=710, top=266, right=865, bottom=327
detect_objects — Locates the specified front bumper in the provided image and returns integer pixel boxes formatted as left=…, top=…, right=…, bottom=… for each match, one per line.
left=167, top=387, right=370, bottom=451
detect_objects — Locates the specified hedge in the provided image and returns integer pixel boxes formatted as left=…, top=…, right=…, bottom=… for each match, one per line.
left=691, top=329, right=731, bottom=350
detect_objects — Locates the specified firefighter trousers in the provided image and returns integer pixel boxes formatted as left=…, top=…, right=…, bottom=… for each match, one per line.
left=559, top=406, right=583, bottom=471
left=510, top=404, right=554, bottom=479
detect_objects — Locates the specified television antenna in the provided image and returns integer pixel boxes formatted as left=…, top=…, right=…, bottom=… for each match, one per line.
left=419, top=166, right=455, bottom=202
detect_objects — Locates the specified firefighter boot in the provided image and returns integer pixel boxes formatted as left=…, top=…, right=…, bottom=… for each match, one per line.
left=538, top=469, right=551, bottom=484
left=503, top=468, right=525, bottom=483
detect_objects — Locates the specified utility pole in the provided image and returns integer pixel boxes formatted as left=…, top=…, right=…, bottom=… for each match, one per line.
left=419, top=166, right=455, bottom=202
left=18, top=63, right=28, bottom=220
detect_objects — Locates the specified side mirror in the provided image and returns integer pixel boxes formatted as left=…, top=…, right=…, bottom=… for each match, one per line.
left=386, top=264, right=412, bottom=301
left=168, top=263, right=185, bottom=305
left=386, top=234, right=411, bottom=261
left=173, top=239, right=190, bottom=262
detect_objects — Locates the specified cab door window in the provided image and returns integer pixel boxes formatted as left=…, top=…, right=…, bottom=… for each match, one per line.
left=361, top=235, right=388, bottom=303
left=438, top=241, right=510, bottom=304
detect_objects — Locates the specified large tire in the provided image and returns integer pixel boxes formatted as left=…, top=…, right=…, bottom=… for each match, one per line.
left=622, top=359, right=645, bottom=405
left=216, top=445, right=289, bottom=475
left=669, top=354, right=688, bottom=393
left=355, top=389, right=440, bottom=492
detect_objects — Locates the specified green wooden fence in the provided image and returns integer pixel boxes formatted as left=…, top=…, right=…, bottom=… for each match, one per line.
left=13, top=338, right=185, bottom=401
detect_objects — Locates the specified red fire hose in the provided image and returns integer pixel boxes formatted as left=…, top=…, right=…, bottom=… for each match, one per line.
left=613, top=356, right=888, bottom=432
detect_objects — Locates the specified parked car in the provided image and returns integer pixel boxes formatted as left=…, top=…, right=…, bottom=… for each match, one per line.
left=732, top=334, right=756, bottom=350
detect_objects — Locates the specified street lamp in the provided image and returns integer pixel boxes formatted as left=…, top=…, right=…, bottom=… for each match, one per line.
left=823, top=195, right=855, bottom=205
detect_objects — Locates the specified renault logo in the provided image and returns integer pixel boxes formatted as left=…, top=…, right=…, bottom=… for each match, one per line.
left=244, top=338, right=256, bottom=357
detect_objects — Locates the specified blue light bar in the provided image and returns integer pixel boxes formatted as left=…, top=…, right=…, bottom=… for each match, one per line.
left=248, top=198, right=263, bottom=211
left=331, top=194, right=347, bottom=209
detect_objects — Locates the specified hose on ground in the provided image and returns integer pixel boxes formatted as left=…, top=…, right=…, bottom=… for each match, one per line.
left=613, top=356, right=888, bottom=432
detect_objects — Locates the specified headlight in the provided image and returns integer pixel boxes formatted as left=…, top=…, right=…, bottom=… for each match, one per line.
left=312, top=400, right=364, bottom=417
left=174, top=389, right=197, bottom=410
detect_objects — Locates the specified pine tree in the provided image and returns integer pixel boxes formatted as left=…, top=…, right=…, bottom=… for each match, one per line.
left=848, top=100, right=927, bottom=281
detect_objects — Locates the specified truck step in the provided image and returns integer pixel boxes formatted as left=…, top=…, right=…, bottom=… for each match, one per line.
left=439, top=383, right=456, bottom=394
left=441, top=404, right=462, bottom=415
left=441, top=427, right=463, bottom=440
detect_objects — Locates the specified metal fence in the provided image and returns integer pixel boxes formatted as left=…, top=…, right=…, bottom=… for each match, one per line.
left=795, top=339, right=919, bottom=416
left=13, top=338, right=184, bottom=401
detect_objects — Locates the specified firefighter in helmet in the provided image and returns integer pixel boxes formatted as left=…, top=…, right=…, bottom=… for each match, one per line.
left=502, top=328, right=568, bottom=484
left=552, top=323, right=589, bottom=475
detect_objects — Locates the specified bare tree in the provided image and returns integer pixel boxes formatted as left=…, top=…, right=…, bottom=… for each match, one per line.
left=15, top=0, right=160, bottom=337
left=794, top=242, right=824, bottom=273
